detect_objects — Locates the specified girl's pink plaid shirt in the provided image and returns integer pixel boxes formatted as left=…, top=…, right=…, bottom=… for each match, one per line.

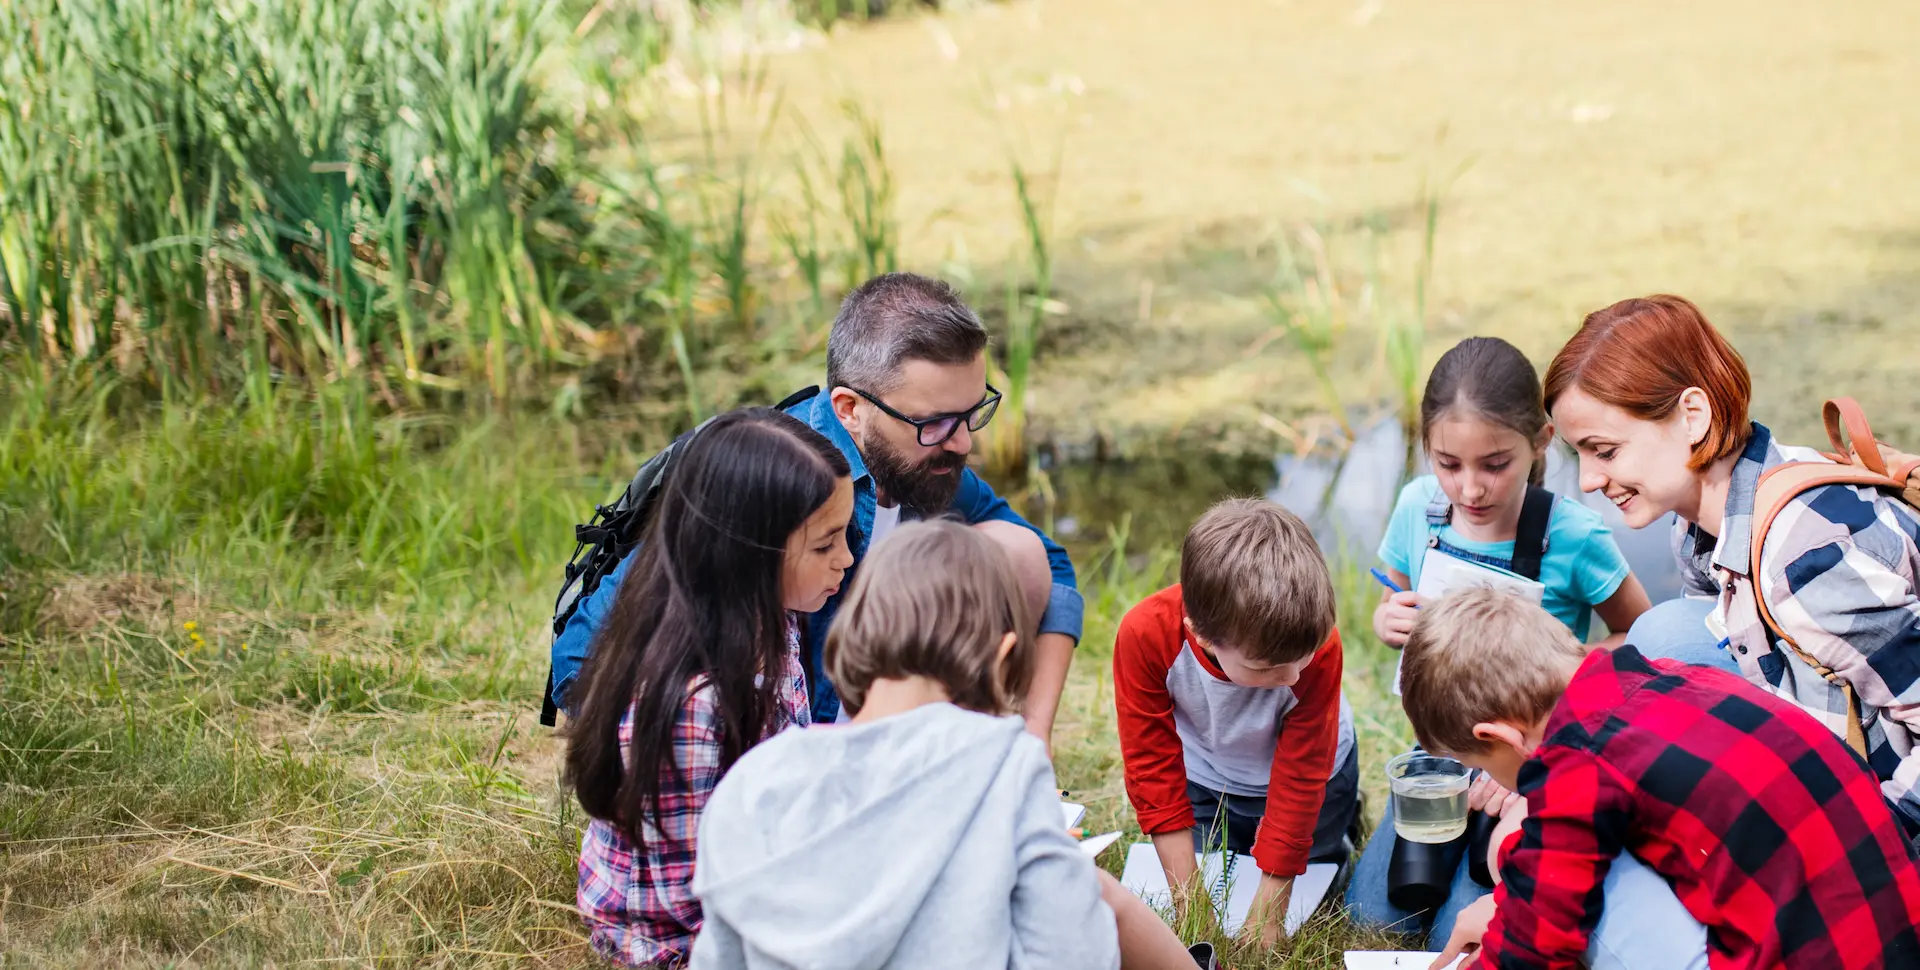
left=576, top=618, right=811, bottom=968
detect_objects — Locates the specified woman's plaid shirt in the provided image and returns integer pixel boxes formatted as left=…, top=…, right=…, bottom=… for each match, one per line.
left=575, top=620, right=810, bottom=967
left=1677, top=423, right=1920, bottom=838
left=1480, top=646, right=1920, bottom=969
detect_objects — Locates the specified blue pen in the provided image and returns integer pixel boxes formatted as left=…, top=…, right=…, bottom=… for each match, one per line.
left=1369, top=568, right=1404, bottom=594
left=1371, top=567, right=1421, bottom=609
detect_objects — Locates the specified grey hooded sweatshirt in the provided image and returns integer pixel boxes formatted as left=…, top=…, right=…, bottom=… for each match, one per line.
left=688, top=702, right=1120, bottom=970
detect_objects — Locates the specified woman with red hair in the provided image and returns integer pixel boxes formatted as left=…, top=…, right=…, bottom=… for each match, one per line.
left=1546, top=295, right=1920, bottom=845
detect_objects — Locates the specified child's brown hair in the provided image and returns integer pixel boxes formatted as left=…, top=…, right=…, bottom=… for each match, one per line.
left=1422, top=336, right=1552, bottom=485
left=825, top=519, right=1036, bottom=716
left=1400, top=588, right=1591, bottom=755
left=1179, top=498, right=1335, bottom=665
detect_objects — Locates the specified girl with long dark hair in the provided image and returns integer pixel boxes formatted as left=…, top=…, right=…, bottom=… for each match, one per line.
left=566, top=407, right=854, bottom=967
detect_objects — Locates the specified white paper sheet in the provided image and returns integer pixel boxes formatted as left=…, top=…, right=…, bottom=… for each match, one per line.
left=1392, top=544, right=1549, bottom=694
left=1077, top=831, right=1123, bottom=858
left=1344, top=953, right=1464, bottom=970
left=1117, top=842, right=1337, bottom=936
left=1061, top=801, right=1086, bottom=830
left=1413, top=545, right=1546, bottom=604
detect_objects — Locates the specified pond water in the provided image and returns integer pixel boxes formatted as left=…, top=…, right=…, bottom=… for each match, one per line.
left=996, top=417, right=1685, bottom=604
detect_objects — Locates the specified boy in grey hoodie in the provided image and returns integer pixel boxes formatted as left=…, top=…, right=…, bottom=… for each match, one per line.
left=690, top=521, right=1205, bottom=970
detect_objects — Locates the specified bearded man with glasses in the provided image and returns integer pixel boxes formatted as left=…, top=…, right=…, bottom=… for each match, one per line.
left=549, top=272, right=1082, bottom=748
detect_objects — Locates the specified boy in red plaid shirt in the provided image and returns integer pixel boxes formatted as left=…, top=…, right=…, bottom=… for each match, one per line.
left=1399, top=588, right=1920, bottom=970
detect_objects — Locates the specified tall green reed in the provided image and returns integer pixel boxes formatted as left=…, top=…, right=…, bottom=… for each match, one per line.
left=1258, top=225, right=1357, bottom=442
left=835, top=100, right=898, bottom=285
left=790, top=0, right=948, bottom=28
left=772, top=161, right=832, bottom=333
left=0, top=0, right=718, bottom=410
left=1253, top=174, right=1458, bottom=467
left=1385, top=168, right=1460, bottom=447
left=0, top=0, right=919, bottom=429
left=983, top=155, right=1056, bottom=477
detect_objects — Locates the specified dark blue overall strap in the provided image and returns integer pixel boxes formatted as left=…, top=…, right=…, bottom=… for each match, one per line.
left=1508, top=486, right=1556, bottom=582
left=1423, top=485, right=1556, bottom=581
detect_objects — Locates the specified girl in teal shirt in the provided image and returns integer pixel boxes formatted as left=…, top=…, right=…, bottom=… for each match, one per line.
left=1347, top=336, right=1651, bottom=949
left=1371, top=337, right=1649, bottom=650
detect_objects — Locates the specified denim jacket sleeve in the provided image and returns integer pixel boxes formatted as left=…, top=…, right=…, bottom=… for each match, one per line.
left=952, top=468, right=1084, bottom=643
left=550, top=552, right=634, bottom=713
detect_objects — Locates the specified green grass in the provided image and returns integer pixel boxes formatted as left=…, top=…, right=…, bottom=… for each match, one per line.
left=0, top=3, right=1436, bottom=961
left=0, top=380, right=1422, bottom=967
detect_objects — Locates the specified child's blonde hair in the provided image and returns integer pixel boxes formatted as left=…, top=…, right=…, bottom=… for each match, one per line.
left=1400, top=588, right=1590, bottom=755
left=825, top=520, right=1036, bottom=716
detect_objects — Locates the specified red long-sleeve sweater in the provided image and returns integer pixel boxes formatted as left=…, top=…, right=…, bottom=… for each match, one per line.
left=1112, top=584, right=1344, bottom=878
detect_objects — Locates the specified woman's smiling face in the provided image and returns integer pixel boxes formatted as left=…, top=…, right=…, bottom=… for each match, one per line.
left=1550, top=385, right=1708, bottom=529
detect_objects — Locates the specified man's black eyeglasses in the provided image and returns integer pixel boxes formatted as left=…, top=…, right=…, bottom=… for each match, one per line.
left=845, top=383, right=1002, bottom=447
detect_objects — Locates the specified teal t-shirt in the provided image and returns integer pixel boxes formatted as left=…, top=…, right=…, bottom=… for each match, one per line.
left=1376, top=475, right=1631, bottom=642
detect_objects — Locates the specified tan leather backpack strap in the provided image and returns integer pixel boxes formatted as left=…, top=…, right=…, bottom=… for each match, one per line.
left=1825, top=397, right=1889, bottom=476
left=1892, top=455, right=1920, bottom=483
left=1750, top=463, right=1893, bottom=553
left=1893, top=457, right=1920, bottom=508
left=1751, top=462, right=1885, bottom=758
left=1844, top=686, right=1869, bottom=755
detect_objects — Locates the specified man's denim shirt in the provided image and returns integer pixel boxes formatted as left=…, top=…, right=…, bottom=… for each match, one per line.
left=548, top=389, right=1084, bottom=723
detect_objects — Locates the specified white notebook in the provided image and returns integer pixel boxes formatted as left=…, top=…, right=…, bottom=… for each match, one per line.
left=1391, top=545, right=1548, bottom=695
left=1060, top=801, right=1122, bottom=858
left=1061, top=802, right=1086, bottom=830
left=1117, top=842, right=1336, bottom=936
left=1414, top=546, right=1547, bottom=603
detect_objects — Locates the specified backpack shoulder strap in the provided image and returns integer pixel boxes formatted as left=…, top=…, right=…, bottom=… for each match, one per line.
left=542, top=386, right=825, bottom=728
left=540, top=425, right=702, bottom=727
left=775, top=385, right=822, bottom=412
left=1826, top=397, right=1920, bottom=506
left=1825, top=397, right=1890, bottom=476
left=1508, top=486, right=1555, bottom=582
left=1749, top=459, right=1895, bottom=757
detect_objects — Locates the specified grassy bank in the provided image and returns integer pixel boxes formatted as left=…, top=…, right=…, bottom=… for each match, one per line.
left=0, top=383, right=1416, bottom=967
left=2, top=2, right=1440, bottom=962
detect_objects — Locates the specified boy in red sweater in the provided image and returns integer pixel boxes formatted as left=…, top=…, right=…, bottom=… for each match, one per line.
left=1114, top=499, right=1358, bottom=946
left=1403, top=589, right=1920, bottom=970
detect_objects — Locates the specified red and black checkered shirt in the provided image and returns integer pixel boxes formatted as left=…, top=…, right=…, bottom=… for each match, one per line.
left=1480, top=645, right=1920, bottom=970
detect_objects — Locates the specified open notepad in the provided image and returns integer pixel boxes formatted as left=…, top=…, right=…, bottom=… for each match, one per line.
left=1060, top=801, right=1124, bottom=859
left=1391, top=545, right=1547, bottom=695
left=1117, top=843, right=1336, bottom=937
